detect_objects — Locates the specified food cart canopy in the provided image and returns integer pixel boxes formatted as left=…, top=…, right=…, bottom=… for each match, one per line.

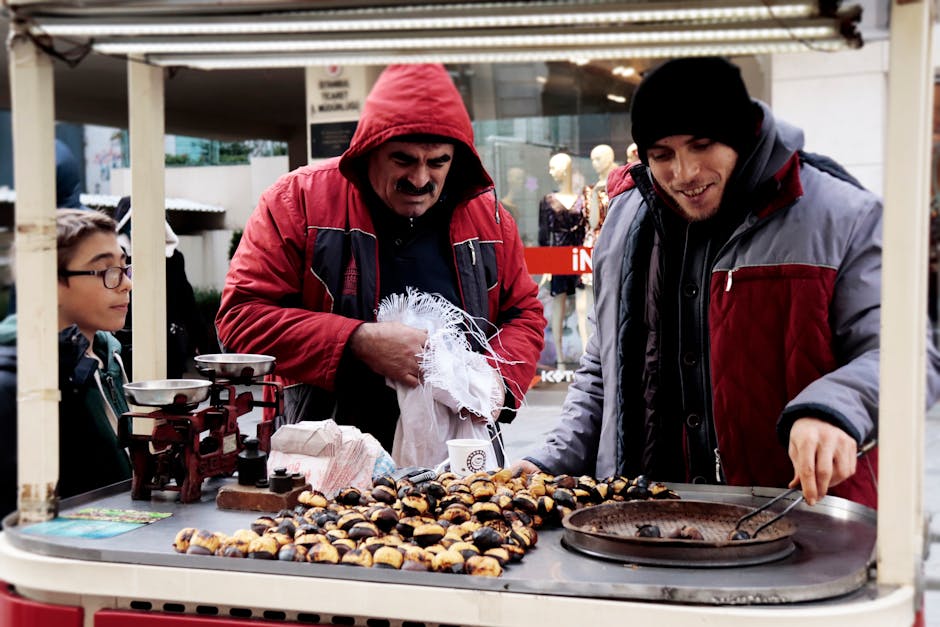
left=5, top=0, right=865, bottom=69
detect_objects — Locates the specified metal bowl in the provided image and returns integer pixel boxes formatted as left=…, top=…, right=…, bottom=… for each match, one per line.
left=124, top=379, right=213, bottom=407
left=194, top=353, right=276, bottom=380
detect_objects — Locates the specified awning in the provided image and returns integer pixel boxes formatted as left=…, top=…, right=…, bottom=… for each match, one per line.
left=8, top=0, right=865, bottom=70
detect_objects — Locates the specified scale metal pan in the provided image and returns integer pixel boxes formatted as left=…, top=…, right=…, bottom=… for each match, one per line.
left=194, top=353, right=275, bottom=380
left=124, top=379, right=212, bottom=407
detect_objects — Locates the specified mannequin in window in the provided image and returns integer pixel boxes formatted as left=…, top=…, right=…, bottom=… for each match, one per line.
left=626, top=142, right=640, bottom=164
left=579, top=144, right=616, bottom=350
left=538, top=152, right=586, bottom=370
left=500, top=166, right=526, bottom=241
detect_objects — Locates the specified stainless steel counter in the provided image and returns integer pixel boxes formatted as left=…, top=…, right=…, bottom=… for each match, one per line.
left=4, top=480, right=877, bottom=607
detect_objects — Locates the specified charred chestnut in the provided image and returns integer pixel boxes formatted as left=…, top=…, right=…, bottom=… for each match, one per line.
left=250, top=516, right=277, bottom=536
left=348, top=521, right=381, bottom=541
left=369, top=506, right=399, bottom=532
left=413, top=523, right=446, bottom=547
left=336, top=487, right=362, bottom=506
left=370, top=484, right=398, bottom=504
left=635, top=524, right=661, bottom=538
left=471, top=526, right=505, bottom=552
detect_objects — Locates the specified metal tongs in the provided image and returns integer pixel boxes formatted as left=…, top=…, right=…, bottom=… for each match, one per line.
left=733, top=439, right=877, bottom=538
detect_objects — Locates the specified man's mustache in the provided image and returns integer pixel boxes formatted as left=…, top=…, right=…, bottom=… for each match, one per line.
left=395, top=179, right=436, bottom=196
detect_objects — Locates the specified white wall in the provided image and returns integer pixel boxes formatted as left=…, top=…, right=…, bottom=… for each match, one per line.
left=177, top=231, right=233, bottom=292
left=770, top=42, right=890, bottom=197
left=110, top=156, right=288, bottom=291
left=110, top=155, right=289, bottom=231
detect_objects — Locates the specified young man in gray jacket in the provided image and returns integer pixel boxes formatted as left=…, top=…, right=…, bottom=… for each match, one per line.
left=515, top=57, right=940, bottom=509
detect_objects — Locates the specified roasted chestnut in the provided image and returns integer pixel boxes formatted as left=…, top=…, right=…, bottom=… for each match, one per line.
left=337, top=511, right=367, bottom=532
left=336, top=487, right=362, bottom=506
left=373, top=475, right=397, bottom=490
left=186, top=529, right=219, bottom=555
left=370, top=484, right=398, bottom=504
left=278, top=544, right=307, bottom=562
left=372, top=546, right=404, bottom=569
left=668, top=525, right=704, bottom=541
left=471, top=526, right=505, bottom=552
left=465, top=555, right=503, bottom=577
left=369, top=506, right=399, bottom=532
left=413, top=523, right=446, bottom=547
left=431, top=549, right=465, bottom=574
left=173, top=527, right=196, bottom=553
left=247, top=535, right=279, bottom=559
left=341, top=547, right=373, bottom=567
left=401, top=492, right=430, bottom=516
left=250, top=516, right=277, bottom=536
left=306, top=542, right=340, bottom=564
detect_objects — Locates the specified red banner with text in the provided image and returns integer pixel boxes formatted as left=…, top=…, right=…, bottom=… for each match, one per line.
left=523, top=246, right=593, bottom=275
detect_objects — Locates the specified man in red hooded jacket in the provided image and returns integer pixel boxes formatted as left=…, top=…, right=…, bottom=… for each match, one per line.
left=216, top=64, right=544, bottom=457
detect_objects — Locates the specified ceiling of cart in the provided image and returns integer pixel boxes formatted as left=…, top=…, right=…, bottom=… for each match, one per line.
left=0, top=0, right=885, bottom=144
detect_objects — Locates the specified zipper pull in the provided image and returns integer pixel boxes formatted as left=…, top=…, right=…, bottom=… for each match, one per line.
left=714, top=447, right=723, bottom=483
left=724, top=269, right=734, bottom=292
left=469, top=240, right=476, bottom=266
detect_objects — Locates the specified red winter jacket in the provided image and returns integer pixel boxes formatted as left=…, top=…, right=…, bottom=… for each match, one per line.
left=216, top=65, right=544, bottom=429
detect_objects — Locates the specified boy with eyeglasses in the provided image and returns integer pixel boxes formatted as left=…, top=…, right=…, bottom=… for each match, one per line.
left=0, top=209, right=134, bottom=522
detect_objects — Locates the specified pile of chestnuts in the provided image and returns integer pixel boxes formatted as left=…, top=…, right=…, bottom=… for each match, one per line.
left=172, top=469, right=679, bottom=577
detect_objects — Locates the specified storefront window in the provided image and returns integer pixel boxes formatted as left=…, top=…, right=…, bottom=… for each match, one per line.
left=448, top=61, right=638, bottom=371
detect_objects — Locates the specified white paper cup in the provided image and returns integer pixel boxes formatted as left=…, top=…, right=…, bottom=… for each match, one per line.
left=446, top=438, right=496, bottom=477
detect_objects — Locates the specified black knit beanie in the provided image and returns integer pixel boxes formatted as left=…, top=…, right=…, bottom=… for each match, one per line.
left=631, top=57, right=758, bottom=165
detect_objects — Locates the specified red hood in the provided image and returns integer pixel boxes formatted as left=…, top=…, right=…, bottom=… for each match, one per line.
left=606, top=163, right=637, bottom=198
left=338, top=64, right=492, bottom=199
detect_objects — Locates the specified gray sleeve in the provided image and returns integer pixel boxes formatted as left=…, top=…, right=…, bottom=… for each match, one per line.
left=527, top=310, right=605, bottom=476
left=779, top=197, right=883, bottom=442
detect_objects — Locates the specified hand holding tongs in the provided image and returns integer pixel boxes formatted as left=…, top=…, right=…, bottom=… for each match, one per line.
left=733, top=439, right=877, bottom=538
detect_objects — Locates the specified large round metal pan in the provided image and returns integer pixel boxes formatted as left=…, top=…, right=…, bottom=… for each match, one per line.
left=124, top=379, right=212, bottom=407
left=562, top=500, right=797, bottom=568
left=194, top=353, right=275, bottom=380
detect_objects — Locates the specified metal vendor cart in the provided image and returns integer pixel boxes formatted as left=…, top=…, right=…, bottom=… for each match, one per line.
left=0, top=1, right=933, bottom=625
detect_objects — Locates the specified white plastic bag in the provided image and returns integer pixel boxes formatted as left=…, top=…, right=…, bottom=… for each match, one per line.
left=377, top=289, right=509, bottom=468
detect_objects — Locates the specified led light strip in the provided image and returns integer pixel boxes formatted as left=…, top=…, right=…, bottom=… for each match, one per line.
left=145, top=39, right=852, bottom=70
left=92, top=25, right=837, bottom=55
left=36, top=3, right=818, bottom=37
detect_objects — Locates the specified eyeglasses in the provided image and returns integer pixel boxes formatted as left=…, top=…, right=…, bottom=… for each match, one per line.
left=60, top=265, right=133, bottom=289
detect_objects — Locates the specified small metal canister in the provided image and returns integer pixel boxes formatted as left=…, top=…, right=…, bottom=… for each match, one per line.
left=236, top=437, right=268, bottom=486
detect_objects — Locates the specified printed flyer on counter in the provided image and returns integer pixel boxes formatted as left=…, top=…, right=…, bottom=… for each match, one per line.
left=21, top=508, right=172, bottom=539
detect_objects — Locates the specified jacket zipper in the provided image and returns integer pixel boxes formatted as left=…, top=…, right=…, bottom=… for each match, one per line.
left=724, top=268, right=734, bottom=292
left=468, top=240, right=476, bottom=266
left=714, top=447, right=723, bottom=483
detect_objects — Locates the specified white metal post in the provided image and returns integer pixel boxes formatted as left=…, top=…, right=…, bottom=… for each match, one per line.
left=127, top=59, right=167, bottom=381
left=9, top=25, right=60, bottom=523
left=878, top=0, right=934, bottom=593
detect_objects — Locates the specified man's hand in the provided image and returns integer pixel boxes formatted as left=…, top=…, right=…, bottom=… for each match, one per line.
left=349, top=322, right=428, bottom=388
left=509, top=459, right=541, bottom=477
left=787, top=417, right=858, bottom=506
left=458, top=370, right=507, bottom=423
